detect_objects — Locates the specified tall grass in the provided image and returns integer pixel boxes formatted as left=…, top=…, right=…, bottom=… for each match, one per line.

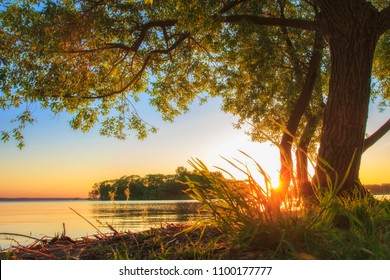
left=184, top=154, right=390, bottom=259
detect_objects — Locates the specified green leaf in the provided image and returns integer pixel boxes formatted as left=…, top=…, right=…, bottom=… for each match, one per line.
left=1, top=131, right=10, bottom=143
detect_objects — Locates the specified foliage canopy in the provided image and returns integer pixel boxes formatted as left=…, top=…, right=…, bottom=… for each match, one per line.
left=2, top=1, right=387, bottom=145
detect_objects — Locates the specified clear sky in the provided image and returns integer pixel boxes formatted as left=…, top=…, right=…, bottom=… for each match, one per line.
left=0, top=96, right=389, bottom=198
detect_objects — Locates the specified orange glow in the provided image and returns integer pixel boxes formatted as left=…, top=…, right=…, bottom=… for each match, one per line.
left=0, top=98, right=388, bottom=198
left=271, top=178, right=281, bottom=190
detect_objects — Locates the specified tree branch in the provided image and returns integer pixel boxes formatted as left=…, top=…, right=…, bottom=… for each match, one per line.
left=363, top=118, right=390, bottom=152
left=280, top=32, right=323, bottom=147
left=65, top=19, right=179, bottom=55
left=223, top=14, right=318, bottom=31
left=277, top=0, right=306, bottom=77
left=81, top=33, right=190, bottom=99
left=101, top=51, right=130, bottom=82
left=130, top=20, right=178, bottom=52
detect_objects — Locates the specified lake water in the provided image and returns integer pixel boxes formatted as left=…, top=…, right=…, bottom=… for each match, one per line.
left=2, top=196, right=389, bottom=250
left=0, top=200, right=205, bottom=250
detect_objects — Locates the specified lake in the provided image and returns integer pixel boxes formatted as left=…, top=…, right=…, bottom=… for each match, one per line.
left=2, top=196, right=389, bottom=250
left=0, top=200, right=205, bottom=249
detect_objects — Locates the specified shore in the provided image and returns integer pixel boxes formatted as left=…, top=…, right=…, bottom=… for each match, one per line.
left=1, top=224, right=242, bottom=260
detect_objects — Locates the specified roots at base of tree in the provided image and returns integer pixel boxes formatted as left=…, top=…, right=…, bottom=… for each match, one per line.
left=301, top=180, right=374, bottom=202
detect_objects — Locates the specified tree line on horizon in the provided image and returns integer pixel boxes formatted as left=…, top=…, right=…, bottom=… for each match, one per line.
left=88, top=166, right=223, bottom=200
left=365, top=184, right=390, bottom=196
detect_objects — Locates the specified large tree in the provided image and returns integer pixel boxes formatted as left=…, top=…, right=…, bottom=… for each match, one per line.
left=216, top=1, right=389, bottom=196
left=217, top=1, right=327, bottom=195
left=0, top=0, right=389, bottom=196
left=313, top=0, right=389, bottom=194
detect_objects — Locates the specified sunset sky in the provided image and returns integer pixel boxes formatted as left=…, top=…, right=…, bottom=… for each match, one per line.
left=0, top=96, right=389, bottom=198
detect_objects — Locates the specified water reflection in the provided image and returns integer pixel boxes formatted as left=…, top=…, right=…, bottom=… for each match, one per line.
left=89, top=200, right=205, bottom=232
left=0, top=200, right=206, bottom=249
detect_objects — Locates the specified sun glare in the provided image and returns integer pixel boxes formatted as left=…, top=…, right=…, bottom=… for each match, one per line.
left=203, top=135, right=283, bottom=194
left=271, top=178, right=281, bottom=189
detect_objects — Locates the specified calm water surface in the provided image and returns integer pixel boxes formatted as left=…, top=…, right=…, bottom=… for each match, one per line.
left=2, top=196, right=389, bottom=250
left=0, top=200, right=205, bottom=249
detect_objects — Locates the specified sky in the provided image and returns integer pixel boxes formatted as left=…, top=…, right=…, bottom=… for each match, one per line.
left=0, top=95, right=389, bottom=198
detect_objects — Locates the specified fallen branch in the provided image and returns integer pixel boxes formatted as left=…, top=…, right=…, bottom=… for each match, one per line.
left=12, top=246, right=59, bottom=260
left=0, top=232, right=43, bottom=242
left=69, top=207, right=105, bottom=237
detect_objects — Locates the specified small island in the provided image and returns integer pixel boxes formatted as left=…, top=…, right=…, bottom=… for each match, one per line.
left=88, top=166, right=224, bottom=201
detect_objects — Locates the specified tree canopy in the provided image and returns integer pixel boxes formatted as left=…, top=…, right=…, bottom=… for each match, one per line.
left=1, top=0, right=389, bottom=196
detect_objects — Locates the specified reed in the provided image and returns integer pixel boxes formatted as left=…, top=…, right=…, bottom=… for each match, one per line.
left=184, top=154, right=390, bottom=259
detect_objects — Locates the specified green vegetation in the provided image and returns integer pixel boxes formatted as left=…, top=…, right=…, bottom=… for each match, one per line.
left=88, top=166, right=222, bottom=200
left=183, top=158, right=390, bottom=259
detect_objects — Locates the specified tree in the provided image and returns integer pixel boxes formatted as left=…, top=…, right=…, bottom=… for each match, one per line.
left=88, top=182, right=100, bottom=199
left=1, top=0, right=389, bottom=196
left=91, top=170, right=191, bottom=200
left=213, top=1, right=325, bottom=196
left=212, top=1, right=388, bottom=196
left=312, top=0, right=389, bottom=194
left=219, top=0, right=389, bottom=195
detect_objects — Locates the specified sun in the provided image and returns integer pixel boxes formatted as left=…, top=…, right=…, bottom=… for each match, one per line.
left=270, top=177, right=281, bottom=190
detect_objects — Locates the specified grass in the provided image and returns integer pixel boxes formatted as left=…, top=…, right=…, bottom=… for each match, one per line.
left=183, top=156, right=390, bottom=259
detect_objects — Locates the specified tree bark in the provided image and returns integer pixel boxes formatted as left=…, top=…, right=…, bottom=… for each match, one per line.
left=278, top=32, right=323, bottom=193
left=296, top=112, right=321, bottom=196
left=314, top=0, right=381, bottom=196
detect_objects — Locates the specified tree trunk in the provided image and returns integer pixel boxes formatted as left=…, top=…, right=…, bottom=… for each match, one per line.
left=278, top=33, right=323, bottom=193
left=314, top=0, right=381, bottom=196
left=296, top=113, right=321, bottom=196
